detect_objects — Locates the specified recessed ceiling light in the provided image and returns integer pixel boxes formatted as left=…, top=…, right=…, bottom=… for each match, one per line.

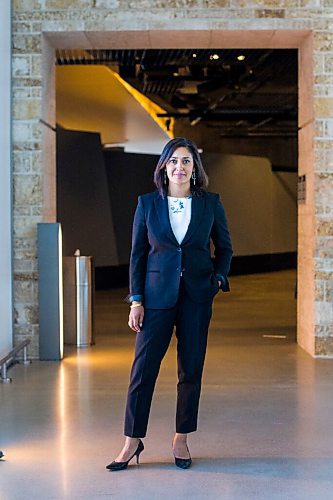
left=173, top=72, right=179, bottom=76
left=192, top=53, right=197, bottom=58
left=190, top=117, right=202, bottom=126
left=237, top=55, right=246, bottom=61
left=210, top=54, right=219, bottom=60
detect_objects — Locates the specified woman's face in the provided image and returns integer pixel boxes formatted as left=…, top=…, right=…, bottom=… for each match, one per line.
left=164, top=147, right=194, bottom=189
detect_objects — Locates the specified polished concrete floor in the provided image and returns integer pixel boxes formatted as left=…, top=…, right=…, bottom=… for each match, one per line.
left=1, top=270, right=333, bottom=499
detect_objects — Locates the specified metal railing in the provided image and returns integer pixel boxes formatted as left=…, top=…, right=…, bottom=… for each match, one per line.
left=0, top=339, right=31, bottom=383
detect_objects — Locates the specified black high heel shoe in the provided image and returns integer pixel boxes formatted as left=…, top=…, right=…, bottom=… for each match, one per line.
left=106, top=439, right=144, bottom=471
left=172, top=442, right=192, bottom=469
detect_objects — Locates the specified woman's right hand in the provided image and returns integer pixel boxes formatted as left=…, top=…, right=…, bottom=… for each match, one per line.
left=128, top=306, right=145, bottom=333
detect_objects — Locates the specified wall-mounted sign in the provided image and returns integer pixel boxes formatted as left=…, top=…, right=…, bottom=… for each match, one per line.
left=298, top=174, right=306, bottom=204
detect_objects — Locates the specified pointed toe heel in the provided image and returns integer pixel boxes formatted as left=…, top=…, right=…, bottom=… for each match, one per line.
left=172, top=443, right=192, bottom=469
left=106, top=439, right=144, bottom=472
left=174, top=456, right=192, bottom=469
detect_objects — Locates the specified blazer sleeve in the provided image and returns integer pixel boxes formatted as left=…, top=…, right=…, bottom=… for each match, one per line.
left=126, top=196, right=149, bottom=304
left=211, top=194, right=233, bottom=292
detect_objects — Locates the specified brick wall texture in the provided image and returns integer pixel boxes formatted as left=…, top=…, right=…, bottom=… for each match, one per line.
left=12, top=0, right=333, bottom=357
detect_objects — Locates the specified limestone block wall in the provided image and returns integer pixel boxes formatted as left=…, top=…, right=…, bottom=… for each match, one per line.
left=11, top=0, right=333, bottom=358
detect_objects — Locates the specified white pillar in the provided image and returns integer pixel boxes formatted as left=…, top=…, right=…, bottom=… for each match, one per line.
left=0, top=1, right=13, bottom=355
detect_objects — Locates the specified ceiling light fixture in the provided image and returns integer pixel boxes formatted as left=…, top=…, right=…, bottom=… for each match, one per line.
left=210, top=54, right=219, bottom=60
left=192, top=53, right=197, bottom=58
left=190, top=116, right=202, bottom=126
left=237, top=55, right=246, bottom=61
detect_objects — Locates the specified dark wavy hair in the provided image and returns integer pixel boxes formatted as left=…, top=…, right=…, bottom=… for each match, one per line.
left=153, top=137, right=209, bottom=198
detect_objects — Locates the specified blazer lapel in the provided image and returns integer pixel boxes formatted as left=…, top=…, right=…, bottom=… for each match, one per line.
left=154, top=193, right=179, bottom=246
left=181, top=194, right=205, bottom=246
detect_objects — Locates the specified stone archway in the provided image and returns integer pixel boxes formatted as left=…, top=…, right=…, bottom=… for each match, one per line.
left=40, top=29, right=315, bottom=355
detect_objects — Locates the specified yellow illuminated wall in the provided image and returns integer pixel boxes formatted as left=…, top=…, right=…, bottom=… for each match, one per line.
left=56, top=65, right=173, bottom=152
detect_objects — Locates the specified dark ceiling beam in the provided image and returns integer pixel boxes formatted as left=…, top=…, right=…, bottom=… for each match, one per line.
left=157, top=110, right=297, bottom=119
left=219, top=132, right=297, bottom=138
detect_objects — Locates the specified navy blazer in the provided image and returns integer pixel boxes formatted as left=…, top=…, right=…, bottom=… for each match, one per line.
left=128, top=190, right=233, bottom=309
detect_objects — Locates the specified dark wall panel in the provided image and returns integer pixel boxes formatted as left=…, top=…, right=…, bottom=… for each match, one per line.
left=57, top=129, right=118, bottom=267
left=103, top=150, right=158, bottom=265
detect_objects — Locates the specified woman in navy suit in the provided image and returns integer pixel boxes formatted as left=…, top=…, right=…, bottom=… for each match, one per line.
left=106, top=137, right=233, bottom=471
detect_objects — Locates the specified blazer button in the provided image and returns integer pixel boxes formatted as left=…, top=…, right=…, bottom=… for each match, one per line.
left=177, top=247, right=182, bottom=252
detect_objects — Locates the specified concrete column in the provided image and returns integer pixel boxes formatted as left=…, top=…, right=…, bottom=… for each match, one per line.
left=0, top=1, right=13, bottom=354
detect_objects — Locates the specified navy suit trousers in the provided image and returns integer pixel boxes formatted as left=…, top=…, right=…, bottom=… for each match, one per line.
left=124, top=279, right=213, bottom=438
